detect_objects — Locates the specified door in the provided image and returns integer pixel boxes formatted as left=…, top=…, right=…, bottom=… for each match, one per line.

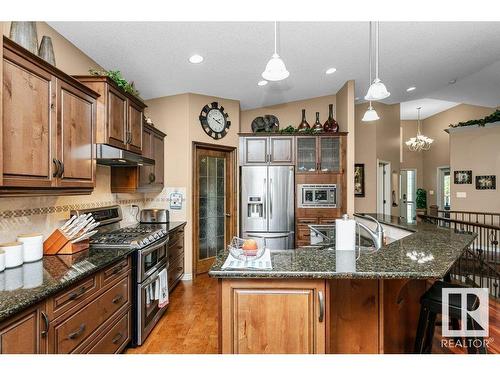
left=127, top=100, right=143, bottom=154
left=437, top=166, right=451, bottom=210
left=106, top=85, right=127, bottom=149
left=268, top=166, right=294, bottom=233
left=319, top=136, right=340, bottom=173
left=243, top=137, right=268, bottom=164
left=221, top=279, right=326, bottom=354
left=241, top=166, right=268, bottom=233
left=377, top=161, right=391, bottom=216
left=194, top=145, right=236, bottom=275
left=296, top=137, right=317, bottom=173
left=269, top=137, right=294, bottom=164
left=2, top=47, right=56, bottom=187
left=56, top=79, right=95, bottom=188
left=399, top=169, right=416, bottom=221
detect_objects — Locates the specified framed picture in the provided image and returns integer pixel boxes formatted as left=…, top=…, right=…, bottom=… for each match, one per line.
left=354, top=164, right=365, bottom=197
left=475, top=175, right=496, bottom=190
left=454, top=170, right=472, bottom=184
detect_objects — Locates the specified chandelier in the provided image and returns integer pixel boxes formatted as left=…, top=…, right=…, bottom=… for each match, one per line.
left=405, top=107, right=433, bottom=151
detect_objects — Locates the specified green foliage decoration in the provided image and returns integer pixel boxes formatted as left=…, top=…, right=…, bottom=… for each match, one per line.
left=89, top=68, right=140, bottom=98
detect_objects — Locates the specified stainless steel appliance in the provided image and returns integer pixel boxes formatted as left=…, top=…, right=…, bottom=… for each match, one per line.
left=297, top=183, right=339, bottom=208
left=71, top=205, right=169, bottom=346
left=96, top=144, right=155, bottom=166
left=241, top=165, right=295, bottom=249
left=140, top=208, right=169, bottom=223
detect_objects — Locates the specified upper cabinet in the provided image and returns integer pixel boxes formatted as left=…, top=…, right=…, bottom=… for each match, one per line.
left=75, top=76, right=146, bottom=155
left=0, top=37, right=98, bottom=195
left=296, top=135, right=343, bottom=174
left=240, top=135, right=294, bottom=165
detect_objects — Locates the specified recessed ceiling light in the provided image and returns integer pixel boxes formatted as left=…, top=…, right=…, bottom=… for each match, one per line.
left=449, top=78, right=457, bottom=84
left=406, top=86, right=416, bottom=92
left=257, top=80, right=268, bottom=86
left=325, top=67, right=337, bottom=75
left=188, top=54, right=204, bottom=64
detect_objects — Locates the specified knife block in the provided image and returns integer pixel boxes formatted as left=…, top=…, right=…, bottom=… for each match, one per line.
left=43, top=229, right=90, bottom=255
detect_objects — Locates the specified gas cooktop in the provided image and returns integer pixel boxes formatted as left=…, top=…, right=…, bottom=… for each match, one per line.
left=90, top=224, right=168, bottom=249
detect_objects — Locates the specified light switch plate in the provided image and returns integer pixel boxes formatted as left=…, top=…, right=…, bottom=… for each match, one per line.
left=429, top=190, right=434, bottom=195
left=456, top=192, right=467, bottom=198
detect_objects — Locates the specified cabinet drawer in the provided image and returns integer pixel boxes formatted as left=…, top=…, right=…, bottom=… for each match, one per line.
left=297, top=228, right=311, bottom=242
left=50, top=275, right=99, bottom=318
left=168, top=236, right=184, bottom=264
left=86, top=311, right=130, bottom=354
left=296, top=240, right=310, bottom=247
left=168, top=228, right=184, bottom=244
left=319, top=218, right=337, bottom=224
left=297, top=218, right=318, bottom=225
left=101, top=257, right=131, bottom=287
left=54, top=274, right=129, bottom=353
left=168, top=256, right=184, bottom=290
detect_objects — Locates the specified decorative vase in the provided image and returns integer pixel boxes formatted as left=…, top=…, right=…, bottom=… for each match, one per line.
left=297, top=109, right=310, bottom=131
left=312, top=112, right=323, bottom=132
left=323, top=104, right=339, bottom=132
left=38, top=36, right=56, bottom=66
left=9, top=21, right=38, bottom=55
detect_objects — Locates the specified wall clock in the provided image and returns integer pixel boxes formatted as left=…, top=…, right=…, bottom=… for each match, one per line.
left=199, top=102, right=231, bottom=140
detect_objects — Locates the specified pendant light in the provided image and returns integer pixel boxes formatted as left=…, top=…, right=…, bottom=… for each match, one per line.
left=362, top=22, right=379, bottom=122
left=364, top=22, right=390, bottom=101
left=262, top=21, right=289, bottom=81
left=405, top=107, right=434, bottom=151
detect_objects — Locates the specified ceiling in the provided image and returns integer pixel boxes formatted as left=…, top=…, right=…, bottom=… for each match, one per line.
left=49, top=21, right=500, bottom=111
left=400, top=98, right=459, bottom=120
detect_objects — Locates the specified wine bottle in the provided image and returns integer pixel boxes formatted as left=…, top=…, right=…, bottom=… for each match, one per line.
left=323, top=104, right=339, bottom=132
left=297, top=109, right=310, bottom=131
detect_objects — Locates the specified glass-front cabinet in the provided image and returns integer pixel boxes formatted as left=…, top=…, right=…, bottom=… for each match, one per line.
left=296, top=136, right=342, bottom=174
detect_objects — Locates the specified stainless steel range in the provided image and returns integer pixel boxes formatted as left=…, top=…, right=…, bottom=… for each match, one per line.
left=71, top=205, right=169, bottom=347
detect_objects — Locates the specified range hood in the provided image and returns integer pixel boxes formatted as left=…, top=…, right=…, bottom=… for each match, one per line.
left=96, top=144, right=155, bottom=166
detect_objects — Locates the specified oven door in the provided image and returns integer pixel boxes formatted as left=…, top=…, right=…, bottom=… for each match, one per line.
left=136, top=261, right=169, bottom=345
left=137, top=236, right=169, bottom=283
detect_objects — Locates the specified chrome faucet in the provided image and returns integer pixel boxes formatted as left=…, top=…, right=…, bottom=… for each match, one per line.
left=355, top=215, right=385, bottom=250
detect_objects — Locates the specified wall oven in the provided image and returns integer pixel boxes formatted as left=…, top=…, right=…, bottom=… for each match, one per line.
left=298, top=184, right=339, bottom=208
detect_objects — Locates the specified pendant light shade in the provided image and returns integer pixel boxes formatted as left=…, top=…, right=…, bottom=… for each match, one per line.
left=262, top=22, right=289, bottom=82
left=362, top=102, right=379, bottom=122
left=364, top=21, right=390, bottom=101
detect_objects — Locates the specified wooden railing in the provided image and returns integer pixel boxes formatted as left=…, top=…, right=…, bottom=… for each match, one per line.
left=435, top=209, right=500, bottom=227
left=420, top=214, right=499, bottom=299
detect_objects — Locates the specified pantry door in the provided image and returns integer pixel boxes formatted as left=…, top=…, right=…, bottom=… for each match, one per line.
left=193, top=143, right=236, bottom=275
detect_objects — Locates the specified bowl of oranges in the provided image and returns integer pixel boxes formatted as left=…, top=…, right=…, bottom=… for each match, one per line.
left=228, top=237, right=265, bottom=261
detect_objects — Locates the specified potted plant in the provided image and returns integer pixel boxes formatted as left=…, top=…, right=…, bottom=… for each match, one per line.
left=416, top=188, right=427, bottom=219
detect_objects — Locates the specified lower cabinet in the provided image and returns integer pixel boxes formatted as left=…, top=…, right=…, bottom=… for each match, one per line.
left=0, top=256, right=132, bottom=354
left=219, top=279, right=326, bottom=354
left=168, top=226, right=185, bottom=291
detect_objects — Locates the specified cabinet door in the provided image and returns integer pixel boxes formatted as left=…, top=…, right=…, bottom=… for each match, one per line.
left=0, top=305, right=47, bottom=354
left=2, top=48, right=56, bottom=187
left=243, top=137, right=268, bottom=164
left=127, top=100, right=143, bottom=154
left=221, top=279, right=326, bottom=354
left=56, top=79, right=95, bottom=188
left=138, top=126, right=154, bottom=187
left=107, top=85, right=127, bottom=149
left=269, top=137, right=294, bottom=164
left=319, top=136, right=341, bottom=173
left=152, top=132, right=164, bottom=187
left=296, top=137, right=318, bottom=173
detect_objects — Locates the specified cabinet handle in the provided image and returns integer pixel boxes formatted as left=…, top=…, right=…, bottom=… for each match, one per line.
left=318, top=291, right=324, bottom=322
left=112, top=294, right=124, bottom=304
left=41, top=311, right=50, bottom=337
left=68, top=286, right=87, bottom=301
left=112, top=332, right=123, bottom=344
left=52, top=159, right=60, bottom=178
left=59, top=161, right=64, bottom=178
left=111, top=264, right=126, bottom=275
left=68, top=324, right=86, bottom=340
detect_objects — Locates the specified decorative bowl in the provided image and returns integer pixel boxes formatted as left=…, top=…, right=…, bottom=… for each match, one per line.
left=228, top=237, right=265, bottom=261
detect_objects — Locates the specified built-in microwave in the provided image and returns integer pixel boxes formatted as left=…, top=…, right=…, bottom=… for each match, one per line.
left=298, top=184, right=339, bottom=208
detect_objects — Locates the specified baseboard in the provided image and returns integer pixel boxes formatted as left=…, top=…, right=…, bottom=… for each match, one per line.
left=181, top=273, right=193, bottom=281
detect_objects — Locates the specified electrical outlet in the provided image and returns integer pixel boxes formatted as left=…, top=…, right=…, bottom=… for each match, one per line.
left=456, top=192, right=467, bottom=198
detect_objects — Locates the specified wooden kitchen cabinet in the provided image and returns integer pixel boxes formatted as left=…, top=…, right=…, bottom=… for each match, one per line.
left=168, top=225, right=185, bottom=291
left=0, top=37, right=98, bottom=195
left=296, top=135, right=343, bottom=174
left=110, top=123, right=166, bottom=193
left=0, top=304, right=48, bottom=354
left=219, top=279, right=326, bottom=354
left=239, top=135, right=294, bottom=165
left=75, top=75, right=147, bottom=155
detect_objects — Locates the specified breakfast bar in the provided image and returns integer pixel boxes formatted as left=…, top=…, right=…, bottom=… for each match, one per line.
left=209, top=214, right=476, bottom=354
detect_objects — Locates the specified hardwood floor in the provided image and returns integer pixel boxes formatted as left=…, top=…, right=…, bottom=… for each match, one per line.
left=126, top=273, right=218, bottom=354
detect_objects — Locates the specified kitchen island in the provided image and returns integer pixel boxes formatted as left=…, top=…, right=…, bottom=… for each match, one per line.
left=209, top=214, right=476, bottom=354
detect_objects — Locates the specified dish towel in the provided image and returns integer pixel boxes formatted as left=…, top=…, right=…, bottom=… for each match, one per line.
left=158, top=269, right=169, bottom=308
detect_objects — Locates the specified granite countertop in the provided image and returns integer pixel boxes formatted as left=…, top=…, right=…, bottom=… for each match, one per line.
left=209, top=213, right=476, bottom=280
left=0, top=247, right=135, bottom=323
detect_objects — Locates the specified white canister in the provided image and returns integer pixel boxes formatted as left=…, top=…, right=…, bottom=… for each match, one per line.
left=0, top=271, right=5, bottom=291
left=4, top=266, right=23, bottom=291
left=0, top=242, right=24, bottom=268
left=22, top=260, right=43, bottom=289
left=17, top=233, right=43, bottom=263
left=0, top=249, right=5, bottom=272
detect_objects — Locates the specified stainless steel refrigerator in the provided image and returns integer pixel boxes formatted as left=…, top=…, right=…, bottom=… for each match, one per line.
left=241, top=165, right=295, bottom=249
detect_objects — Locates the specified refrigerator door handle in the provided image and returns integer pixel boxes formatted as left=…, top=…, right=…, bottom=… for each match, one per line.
left=270, top=178, right=273, bottom=220
left=263, top=178, right=267, bottom=219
